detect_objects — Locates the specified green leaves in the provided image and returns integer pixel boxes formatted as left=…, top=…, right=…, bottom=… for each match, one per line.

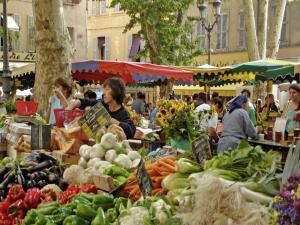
left=111, top=0, right=201, bottom=65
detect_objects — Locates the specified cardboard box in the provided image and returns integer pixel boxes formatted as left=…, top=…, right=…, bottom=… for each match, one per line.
left=92, top=174, right=119, bottom=193
left=52, top=151, right=80, bottom=166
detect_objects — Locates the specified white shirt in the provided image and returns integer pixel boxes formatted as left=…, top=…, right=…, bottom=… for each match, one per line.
left=195, top=104, right=218, bottom=132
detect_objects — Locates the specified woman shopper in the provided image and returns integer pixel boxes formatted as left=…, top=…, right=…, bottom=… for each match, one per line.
left=283, top=84, right=300, bottom=135
left=67, top=77, right=136, bottom=139
left=46, top=77, right=73, bottom=125
left=217, top=96, right=257, bottom=153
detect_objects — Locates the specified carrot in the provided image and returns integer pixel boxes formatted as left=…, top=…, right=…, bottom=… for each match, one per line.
left=163, top=158, right=176, bottom=166
left=152, top=176, right=164, bottom=184
left=159, top=171, right=172, bottom=176
left=145, top=164, right=156, bottom=170
left=159, top=155, right=176, bottom=162
left=129, top=186, right=140, bottom=196
left=151, top=188, right=162, bottom=196
left=157, top=161, right=175, bottom=171
left=152, top=182, right=162, bottom=189
left=147, top=169, right=160, bottom=177
left=128, top=175, right=136, bottom=182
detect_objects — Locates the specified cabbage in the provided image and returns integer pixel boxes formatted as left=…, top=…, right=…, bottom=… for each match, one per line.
left=101, top=132, right=117, bottom=149
left=90, top=144, right=106, bottom=159
left=79, top=145, right=92, bottom=160
left=105, top=149, right=117, bottom=163
left=128, top=151, right=141, bottom=161
left=87, top=158, right=102, bottom=168
left=114, top=154, right=132, bottom=170
left=162, top=173, right=190, bottom=191
left=78, top=157, right=87, bottom=169
left=175, top=158, right=203, bottom=174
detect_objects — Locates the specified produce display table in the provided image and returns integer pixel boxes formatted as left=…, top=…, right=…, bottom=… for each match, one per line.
left=248, top=139, right=291, bottom=162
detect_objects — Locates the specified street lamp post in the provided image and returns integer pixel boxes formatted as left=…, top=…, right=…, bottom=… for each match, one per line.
left=2, top=0, right=11, bottom=101
left=197, top=0, right=222, bottom=65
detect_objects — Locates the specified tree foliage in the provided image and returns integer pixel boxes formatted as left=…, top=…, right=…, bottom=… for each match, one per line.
left=111, top=0, right=201, bottom=65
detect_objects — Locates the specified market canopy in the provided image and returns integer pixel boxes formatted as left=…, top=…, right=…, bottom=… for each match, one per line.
left=71, top=60, right=194, bottom=85
left=179, top=64, right=255, bottom=86
left=229, top=59, right=300, bottom=82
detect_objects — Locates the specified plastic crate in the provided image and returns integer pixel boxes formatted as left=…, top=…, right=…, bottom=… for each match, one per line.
left=54, top=109, right=84, bottom=128
left=16, top=101, right=38, bottom=116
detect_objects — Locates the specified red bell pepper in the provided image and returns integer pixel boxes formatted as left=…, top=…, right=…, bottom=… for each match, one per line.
left=7, top=185, right=24, bottom=201
left=0, top=198, right=12, bottom=213
left=64, top=184, right=79, bottom=199
left=79, top=184, right=97, bottom=194
left=58, top=193, right=69, bottom=205
left=23, top=188, right=41, bottom=209
left=8, top=199, right=23, bottom=216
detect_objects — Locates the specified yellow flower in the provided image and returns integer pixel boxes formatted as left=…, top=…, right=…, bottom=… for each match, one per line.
left=170, top=107, right=176, bottom=115
left=295, top=185, right=300, bottom=198
left=273, top=196, right=281, bottom=203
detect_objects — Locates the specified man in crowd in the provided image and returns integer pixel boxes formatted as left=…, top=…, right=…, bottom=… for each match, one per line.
left=241, top=89, right=256, bottom=125
left=131, top=92, right=146, bottom=115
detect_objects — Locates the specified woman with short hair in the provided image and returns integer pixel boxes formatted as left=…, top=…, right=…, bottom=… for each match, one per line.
left=67, top=77, right=136, bottom=139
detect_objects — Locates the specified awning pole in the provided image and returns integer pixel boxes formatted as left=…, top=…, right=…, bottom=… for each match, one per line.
left=267, top=80, right=273, bottom=93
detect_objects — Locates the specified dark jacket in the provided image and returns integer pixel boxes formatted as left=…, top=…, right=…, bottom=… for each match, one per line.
left=79, top=99, right=136, bottom=139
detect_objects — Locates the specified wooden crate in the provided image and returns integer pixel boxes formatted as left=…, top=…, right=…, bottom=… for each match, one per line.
left=52, top=151, right=80, bottom=166
left=92, top=174, right=119, bottom=193
left=7, top=145, right=31, bottom=160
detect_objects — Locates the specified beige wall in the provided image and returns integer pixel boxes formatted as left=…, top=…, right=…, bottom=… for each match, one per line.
left=1, top=0, right=87, bottom=60
left=189, top=0, right=300, bottom=65
left=87, top=0, right=140, bottom=61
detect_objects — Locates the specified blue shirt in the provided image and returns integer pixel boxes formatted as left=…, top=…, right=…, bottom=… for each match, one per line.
left=218, top=108, right=257, bottom=152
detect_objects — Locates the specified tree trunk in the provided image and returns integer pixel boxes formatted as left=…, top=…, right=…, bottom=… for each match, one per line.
left=142, top=22, right=160, bottom=64
left=32, top=0, right=73, bottom=112
left=243, top=0, right=260, bottom=61
left=267, top=0, right=287, bottom=58
left=257, top=0, right=268, bottom=59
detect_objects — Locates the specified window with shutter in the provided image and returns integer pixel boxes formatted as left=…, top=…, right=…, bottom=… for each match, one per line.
left=238, top=10, right=245, bottom=49
left=27, top=15, right=35, bottom=52
left=105, top=36, right=110, bottom=60
left=216, top=13, right=228, bottom=50
left=12, top=14, right=20, bottom=52
left=100, top=0, right=106, bottom=15
left=92, top=0, right=97, bottom=16
left=114, top=3, right=122, bottom=13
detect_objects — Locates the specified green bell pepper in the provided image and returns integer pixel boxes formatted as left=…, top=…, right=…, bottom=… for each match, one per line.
left=63, top=215, right=89, bottom=225
left=75, top=203, right=97, bottom=221
left=37, top=201, right=60, bottom=215
left=46, top=206, right=73, bottom=225
left=22, top=209, right=38, bottom=225
left=106, top=208, right=118, bottom=223
left=34, top=214, right=47, bottom=225
left=92, top=193, right=114, bottom=210
left=71, top=195, right=92, bottom=205
left=91, top=207, right=107, bottom=225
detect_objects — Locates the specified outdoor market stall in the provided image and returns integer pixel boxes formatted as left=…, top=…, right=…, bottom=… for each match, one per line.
left=71, top=60, right=194, bottom=85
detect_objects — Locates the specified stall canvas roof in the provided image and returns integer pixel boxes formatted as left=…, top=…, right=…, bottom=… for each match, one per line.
left=230, top=59, right=300, bottom=81
left=71, top=60, right=194, bottom=85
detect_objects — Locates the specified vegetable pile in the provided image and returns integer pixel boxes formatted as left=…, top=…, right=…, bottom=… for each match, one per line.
left=63, top=133, right=141, bottom=186
left=0, top=152, right=66, bottom=199
left=175, top=175, right=270, bottom=225
left=123, top=156, right=176, bottom=201
left=0, top=183, right=98, bottom=225
left=203, top=140, right=281, bottom=196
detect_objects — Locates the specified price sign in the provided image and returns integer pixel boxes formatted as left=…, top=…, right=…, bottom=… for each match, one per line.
left=78, top=102, right=111, bottom=138
left=136, top=159, right=153, bottom=198
left=191, top=134, right=212, bottom=163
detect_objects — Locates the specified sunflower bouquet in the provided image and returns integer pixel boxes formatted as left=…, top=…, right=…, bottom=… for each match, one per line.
left=156, top=100, right=199, bottom=143
left=128, top=108, right=142, bottom=126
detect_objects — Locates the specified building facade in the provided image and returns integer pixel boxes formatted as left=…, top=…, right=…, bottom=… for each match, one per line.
left=0, top=0, right=88, bottom=61
left=87, top=0, right=300, bottom=65
left=87, top=0, right=142, bottom=61
left=188, top=0, right=300, bottom=65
